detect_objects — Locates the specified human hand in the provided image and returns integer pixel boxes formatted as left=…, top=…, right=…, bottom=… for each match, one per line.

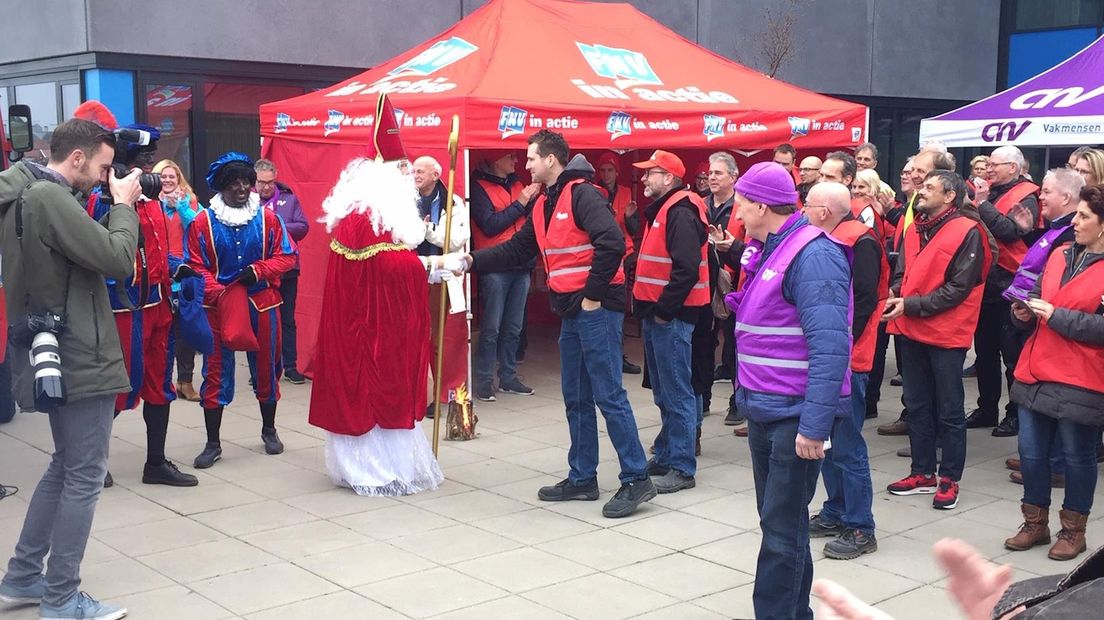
left=625, top=200, right=638, bottom=217
left=108, top=168, right=142, bottom=206
left=876, top=191, right=893, bottom=215
left=236, top=266, right=258, bottom=287
left=973, top=178, right=990, bottom=204
left=1011, top=301, right=1033, bottom=323
left=813, top=579, right=894, bottom=620
left=795, top=433, right=825, bottom=459
left=441, top=253, right=471, bottom=275
left=881, top=297, right=905, bottom=321
left=934, top=538, right=1015, bottom=620
left=1008, top=204, right=1034, bottom=234
left=520, top=183, right=541, bottom=204
left=581, top=297, right=600, bottom=312
left=1026, top=297, right=1054, bottom=321
left=716, top=230, right=736, bottom=253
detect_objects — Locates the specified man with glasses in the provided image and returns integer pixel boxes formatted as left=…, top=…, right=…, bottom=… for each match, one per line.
left=797, top=155, right=823, bottom=204
left=966, top=146, right=1040, bottom=437
left=255, top=159, right=310, bottom=384
left=703, top=152, right=743, bottom=426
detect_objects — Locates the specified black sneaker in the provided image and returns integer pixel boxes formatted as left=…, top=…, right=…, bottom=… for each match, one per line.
left=652, top=470, right=695, bottom=494
left=143, top=460, right=199, bottom=487
left=992, top=414, right=1019, bottom=437
left=602, top=478, right=657, bottom=518
left=103, top=470, right=114, bottom=488
left=962, top=363, right=976, bottom=377
left=622, top=356, right=642, bottom=375
left=889, top=374, right=903, bottom=387
left=965, top=408, right=998, bottom=429
left=538, top=478, right=600, bottom=502
left=475, top=382, right=497, bottom=402
left=283, top=369, right=307, bottom=384
left=194, top=442, right=222, bottom=469
left=809, top=513, right=844, bottom=538
left=645, top=458, right=669, bottom=477
left=724, top=401, right=745, bottom=426
left=824, top=529, right=878, bottom=560
left=499, top=378, right=534, bottom=395
left=261, top=428, right=284, bottom=455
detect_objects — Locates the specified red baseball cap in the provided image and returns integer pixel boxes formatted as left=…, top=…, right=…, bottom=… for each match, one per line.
left=632, top=150, right=686, bottom=179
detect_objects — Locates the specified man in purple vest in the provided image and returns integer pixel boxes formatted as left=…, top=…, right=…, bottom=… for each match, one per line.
left=729, top=162, right=853, bottom=620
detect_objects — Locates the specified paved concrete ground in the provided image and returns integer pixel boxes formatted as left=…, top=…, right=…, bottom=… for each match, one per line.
left=0, top=331, right=1089, bottom=619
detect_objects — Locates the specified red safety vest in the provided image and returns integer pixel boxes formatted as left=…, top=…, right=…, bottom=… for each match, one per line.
left=850, top=198, right=888, bottom=246
left=633, top=190, right=709, bottom=306
left=992, top=181, right=1040, bottom=274
left=532, top=179, right=625, bottom=294
left=607, top=184, right=635, bottom=256
left=472, top=178, right=526, bottom=250
left=1014, top=249, right=1104, bottom=393
left=890, top=215, right=991, bottom=348
left=832, top=220, right=889, bottom=372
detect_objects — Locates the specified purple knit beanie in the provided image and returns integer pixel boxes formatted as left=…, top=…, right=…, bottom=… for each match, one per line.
left=734, top=162, right=798, bottom=206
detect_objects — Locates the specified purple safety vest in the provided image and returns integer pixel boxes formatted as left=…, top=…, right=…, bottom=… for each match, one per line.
left=734, top=223, right=852, bottom=398
left=1002, top=225, right=1071, bottom=302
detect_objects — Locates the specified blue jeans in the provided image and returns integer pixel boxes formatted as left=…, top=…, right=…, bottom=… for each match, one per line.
left=642, top=317, right=697, bottom=476
left=899, top=338, right=967, bottom=481
left=476, top=270, right=530, bottom=386
left=748, top=417, right=822, bottom=620
left=560, top=307, right=647, bottom=485
left=819, top=372, right=875, bottom=534
left=1018, top=406, right=1098, bottom=514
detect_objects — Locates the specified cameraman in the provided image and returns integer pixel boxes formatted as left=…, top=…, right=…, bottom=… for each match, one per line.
left=0, top=118, right=140, bottom=619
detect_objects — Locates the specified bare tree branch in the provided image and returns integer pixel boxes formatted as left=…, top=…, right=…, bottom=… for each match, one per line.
left=756, top=0, right=807, bottom=77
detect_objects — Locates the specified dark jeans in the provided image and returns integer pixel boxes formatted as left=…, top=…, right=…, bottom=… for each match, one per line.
left=690, top=305, right=715, bottom=402
left=819, top=372, right=875, bottom=534
left=559, top=307, right=647, bottom=485
left=867, top=322, right=897, bottom=412
left=642, top=317, right=697, bottom=476
left=279, top=276, right=299, bottom=373
left=974, top=299, right=1025, bottom=417
left=0, top=353, right=14, bottom=423
left=900, top=338, right=967, bottom=480
left=475, top=270, right=529, bottom=386
left=2, top=395, right=115, bottom=607
left=748, top=416, right=821, bottom=620
left=1018, top=406, right=1098, bottom=513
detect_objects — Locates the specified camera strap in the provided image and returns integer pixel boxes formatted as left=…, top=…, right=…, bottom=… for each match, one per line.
left=13, top=180, right=73, bottom=323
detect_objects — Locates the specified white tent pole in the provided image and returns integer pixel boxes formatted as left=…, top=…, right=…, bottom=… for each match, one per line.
left=464, top=147, right=473, bottom=399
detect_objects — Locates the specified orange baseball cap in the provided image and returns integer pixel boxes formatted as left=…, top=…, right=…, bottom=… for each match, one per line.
left=632, top=150, right=686, bottom=179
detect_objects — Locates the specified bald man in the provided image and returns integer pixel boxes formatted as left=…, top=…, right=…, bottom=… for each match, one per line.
left=804, top=182, right=887, bottom=559
left=797, top=156, right=823, bottom=204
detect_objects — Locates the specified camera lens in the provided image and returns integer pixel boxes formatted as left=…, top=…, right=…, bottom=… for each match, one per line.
left=30, top=332, right=66, bottom=411
left=139, top=173, right=162, bottom=198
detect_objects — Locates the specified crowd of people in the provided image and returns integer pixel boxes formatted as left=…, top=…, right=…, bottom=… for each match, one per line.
left=0, top=89, right=1102, bottom=619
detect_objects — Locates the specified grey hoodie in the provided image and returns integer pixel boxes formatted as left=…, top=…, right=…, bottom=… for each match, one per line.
left=0, top=161, right=137, bottom=405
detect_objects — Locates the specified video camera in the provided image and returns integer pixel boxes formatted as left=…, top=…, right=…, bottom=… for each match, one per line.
left=101, top=125, right=162, bottom=203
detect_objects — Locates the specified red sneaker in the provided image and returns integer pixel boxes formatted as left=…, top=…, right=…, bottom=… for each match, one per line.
left=933, top=477, right=959, bottom=510
left=887, top=473, right=937, bottom=496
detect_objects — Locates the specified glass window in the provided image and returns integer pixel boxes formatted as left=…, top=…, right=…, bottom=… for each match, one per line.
left=61, top=83, right=80, bottom=119
left=0, top=87, right=9, bottom=128
left=15, top=82, right=59, bottom=160
left=202, top=83, right=304, bottom=170
left=146, top=84, right=195, bottom=183
left=1015, top=0, right=1104, bottom=30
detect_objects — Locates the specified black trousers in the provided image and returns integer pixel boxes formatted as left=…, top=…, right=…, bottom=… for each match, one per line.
left=279, top=276, right=299, bottom=372
left=691, top=305, right=715, bottom=402
left=973, top=299, right=1025, bottom=419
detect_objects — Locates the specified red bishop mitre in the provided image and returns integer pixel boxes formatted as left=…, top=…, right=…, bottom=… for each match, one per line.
left=73, top=100, right=118, bottom=131
left=370, top=93, right=406, bottom=163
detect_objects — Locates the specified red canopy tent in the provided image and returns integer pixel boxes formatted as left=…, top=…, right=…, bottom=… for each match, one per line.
left=259, top=0, right=868, bottom=388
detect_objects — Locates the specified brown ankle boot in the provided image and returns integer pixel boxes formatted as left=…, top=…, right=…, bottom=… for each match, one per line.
left=1004, top=503, right=1050, bottom=551
left=1049, top=509, right=1088, bottom=560
left=1005, top=458, right=1021, bottom=471
left=177, top=381, right=201, bottom=402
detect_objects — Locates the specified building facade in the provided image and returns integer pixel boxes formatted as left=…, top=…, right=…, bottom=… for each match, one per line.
left=1, top=0, right=1100, bottom=191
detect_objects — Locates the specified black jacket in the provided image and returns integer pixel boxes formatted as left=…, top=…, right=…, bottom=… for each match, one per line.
left=891, top=210, right=987, bottom=318
left=416, top=180, right=448, bottom=257
left=633, top=188, right=708, bottom=324
left=978, top=176, right=1040, bottom=301
left=471, top=155, right=626, bottom=317
left=847, top=220, right=884, bottom=342
left=469, top=170, right=534, bottom=271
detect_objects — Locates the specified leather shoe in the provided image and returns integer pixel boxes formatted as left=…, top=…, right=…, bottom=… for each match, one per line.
left=733, top=426, right=749, bottom=437
left=622, top=356, right=642, bottom=375
left=965, top=409, right=998, bottom=429
left=877, top=417, right=909, bottom=436
left=1006, top=458, right=1020, bottom=471
left=143, top=460, right=199, bottom=487
left=1010, top=471, right=1065, bottom=488
left=992, top=414, right=1019, bottom=437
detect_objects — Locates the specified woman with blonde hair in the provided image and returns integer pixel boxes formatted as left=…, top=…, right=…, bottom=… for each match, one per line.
left=153, top=159, right=204, bottom=401
left=1074, top=149, right=1104, bottom=186
left=851, top=167, right=893, bottom=230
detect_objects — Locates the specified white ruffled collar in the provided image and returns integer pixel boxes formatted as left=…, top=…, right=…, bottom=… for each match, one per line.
left=209, top=192, right=260, bottom=226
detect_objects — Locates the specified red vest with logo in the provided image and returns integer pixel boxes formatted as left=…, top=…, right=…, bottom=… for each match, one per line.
left=890, top=215, right=992, bottom=348
left=633, top=190, right=709, bottom=306
left=992, top=180, right=1040, bottom=274
left=533, top=179, right=625, bottom=294
left=472, top=178, right=526, bottom=249
left=1014, top=249, right=1104, bottom=393
left=832, top=219, right=889, bottom=372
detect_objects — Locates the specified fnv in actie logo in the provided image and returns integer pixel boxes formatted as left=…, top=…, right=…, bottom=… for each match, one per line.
left=577, top=43, right=662, bottom=89
left=275, top=113, right=290, bottom=134
left=498, top=106, right=528, bottom=139
left=388, top=37, right=478, bottom=78
left=324, top=110, right=345, bottom=137
left=788, top=116, right=811, bottom=139
left=703, top=115, right=725, bottom=142
left=607, top=111, right=633, bottom=140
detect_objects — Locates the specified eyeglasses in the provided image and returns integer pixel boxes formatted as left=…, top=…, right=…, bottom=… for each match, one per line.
left=645, top=169, right=668, bottom=176
left=986, top=161, right=1014, bottom=168
left=255, top=180, right=277, bottom=187
left=799, top=167, right=820, bottom=172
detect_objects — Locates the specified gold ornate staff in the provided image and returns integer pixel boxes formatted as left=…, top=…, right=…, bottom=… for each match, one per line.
left=431, top=114, right=461, bottom=456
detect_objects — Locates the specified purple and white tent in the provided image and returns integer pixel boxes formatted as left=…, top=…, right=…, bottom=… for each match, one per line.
left=920, top=35, right=1104, bottom=148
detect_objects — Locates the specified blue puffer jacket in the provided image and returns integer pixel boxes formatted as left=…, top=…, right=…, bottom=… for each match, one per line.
left=734, top=216, right=852, bottom=440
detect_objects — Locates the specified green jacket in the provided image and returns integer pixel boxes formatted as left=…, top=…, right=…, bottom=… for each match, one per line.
left=0, top=161, right=138, bottom=405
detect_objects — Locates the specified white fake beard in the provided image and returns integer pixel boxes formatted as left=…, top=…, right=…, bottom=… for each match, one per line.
left=320, top=158, right=426, bottom=247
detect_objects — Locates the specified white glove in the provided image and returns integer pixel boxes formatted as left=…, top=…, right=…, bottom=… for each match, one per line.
left=440, top=253, right=468, bottom=275
left=428, top=269, right=454, bottom=284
